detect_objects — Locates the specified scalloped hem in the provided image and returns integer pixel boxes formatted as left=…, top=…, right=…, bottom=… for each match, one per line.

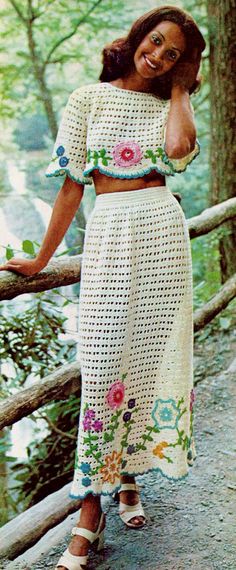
left=69, top=461, right=195, bottom=501
left=83, top=164, right=174, bottom=179
left=45, top=168, right=93, bottom=185
left=163, top=139, right=201, bottom=173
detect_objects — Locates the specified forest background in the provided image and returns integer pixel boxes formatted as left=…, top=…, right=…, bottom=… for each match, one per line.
left=0, top=0, right=235, bottom=527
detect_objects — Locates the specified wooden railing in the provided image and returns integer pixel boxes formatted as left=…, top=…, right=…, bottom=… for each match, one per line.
left=0, top=196, right=236, bottom=563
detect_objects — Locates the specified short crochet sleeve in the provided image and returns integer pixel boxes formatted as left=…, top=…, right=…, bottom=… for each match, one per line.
left=45, top=88, right=93, bottom=185
left=163, top=101, right=200, bottom=173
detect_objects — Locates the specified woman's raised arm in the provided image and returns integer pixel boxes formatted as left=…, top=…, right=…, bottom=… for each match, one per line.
left=0, top=176, right=84, bottom=276
left=164, top=50, right=200, bottom=159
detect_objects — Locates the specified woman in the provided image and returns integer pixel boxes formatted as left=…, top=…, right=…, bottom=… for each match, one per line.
left=0, top=5, right=205, bottom=570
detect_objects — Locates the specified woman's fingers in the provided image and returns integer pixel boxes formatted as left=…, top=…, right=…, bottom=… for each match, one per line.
left=0, top=264, right=21, bottom=272
left=0, top=258, right=42, bottom=275
left=0, top=258, right=24, bottom=271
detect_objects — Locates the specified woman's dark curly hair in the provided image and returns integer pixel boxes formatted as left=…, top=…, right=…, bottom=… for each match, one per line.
left=99, top=5, right=206, bottom=99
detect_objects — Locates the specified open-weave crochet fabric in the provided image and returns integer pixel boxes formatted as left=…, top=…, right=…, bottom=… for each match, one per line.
left=70, top=185, right=196, bottom=500
left=45, top=82, right=200, bottom=186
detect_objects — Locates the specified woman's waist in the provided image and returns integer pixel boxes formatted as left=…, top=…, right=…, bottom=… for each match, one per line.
left=94, top=184, right=173, bottom=208
left=92, top=169, right=166, bottom=195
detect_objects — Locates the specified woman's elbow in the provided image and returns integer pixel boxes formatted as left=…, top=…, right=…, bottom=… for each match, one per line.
left=165, top=135, right=196, bottom=159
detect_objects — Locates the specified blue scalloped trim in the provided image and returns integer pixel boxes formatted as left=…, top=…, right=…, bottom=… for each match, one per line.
left=45, top=168, right=93, bottom=185
left=69, top=463, right=193, bottom=500
left=83, top=164, right=175, bottom=179
left=45, top=140, right=201, bottom=187
left=163, top=139, right=201, bottom=173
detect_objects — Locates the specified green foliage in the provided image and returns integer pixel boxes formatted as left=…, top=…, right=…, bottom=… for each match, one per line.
left=192, top=224, right=236, bottom=335
left=0, top=293, right=75, bottom=392
left=192, top=230, right=221, bottom=308
left=10, top=396, right=80, bottom=508
left=0, top=0, right=128, bottom=121
left=0, top=289, right=77, bottom=519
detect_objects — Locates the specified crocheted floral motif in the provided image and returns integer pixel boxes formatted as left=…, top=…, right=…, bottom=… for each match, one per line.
left=99, top=450, right=122, bottom=484
left=190, top=388, right=196, bottom=412
left=128, top=398, right=136, bottom=409
left=106, top=380, right=126, bottom=409
left=82, top=476, right=92, bottom=487
left=82, top=407, right=103, bottom=432
left=78, top=378, right=194, bottom=487
left=79, top=462, right=91, bottom=474
left=87, top=143, right=173, bottom=172
left=112, top=141, right=143, bottom=167
left=153, top=441, right=169, bottom=459
left=151, top=398, right=181, bottom=430
left=56, top=145, right=65, bottom=156
left=52, top=145, right=69, bottom=168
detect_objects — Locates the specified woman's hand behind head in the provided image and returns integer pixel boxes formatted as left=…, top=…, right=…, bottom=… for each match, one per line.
left=171, top=48, right=201, bottom=92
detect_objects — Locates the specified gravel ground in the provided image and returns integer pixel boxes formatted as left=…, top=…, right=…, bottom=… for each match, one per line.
left=3, top=327, right=236, bottom=570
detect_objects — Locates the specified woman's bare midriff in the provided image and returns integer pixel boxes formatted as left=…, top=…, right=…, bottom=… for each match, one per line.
left=92, top=169, right=166, bottom=195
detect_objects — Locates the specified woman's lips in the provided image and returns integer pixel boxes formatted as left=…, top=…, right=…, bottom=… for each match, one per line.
left=143, top=54, right=158, bottom=70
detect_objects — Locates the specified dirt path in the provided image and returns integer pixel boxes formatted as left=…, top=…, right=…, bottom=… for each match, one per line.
left=4, top=329, right=236, bottom=570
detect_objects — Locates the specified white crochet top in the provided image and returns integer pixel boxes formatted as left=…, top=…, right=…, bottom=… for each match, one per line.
left=46, top=82, right=200, bottom=186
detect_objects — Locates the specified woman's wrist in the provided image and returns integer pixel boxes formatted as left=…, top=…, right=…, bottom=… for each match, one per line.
left=33, top=255, right=49, bottom=271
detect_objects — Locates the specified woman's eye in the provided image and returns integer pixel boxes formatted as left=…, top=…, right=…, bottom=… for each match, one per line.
left=167, top=51, right=177, bottom=61
left=151, top=34, right=161, bottom=45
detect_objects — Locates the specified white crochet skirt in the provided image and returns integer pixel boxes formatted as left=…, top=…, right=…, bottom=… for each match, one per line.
left=70, top=185, right=196, bottom=500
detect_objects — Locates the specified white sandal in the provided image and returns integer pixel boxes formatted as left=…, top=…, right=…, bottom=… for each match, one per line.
left=116, top=483, right=147, bottom=528
left=55, top=511, right=105, bottom=570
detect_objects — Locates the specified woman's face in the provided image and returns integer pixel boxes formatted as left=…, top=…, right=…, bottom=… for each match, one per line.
left=133, top=20, right=186, bottom=78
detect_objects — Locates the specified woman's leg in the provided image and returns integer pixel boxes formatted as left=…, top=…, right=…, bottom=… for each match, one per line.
left=57, top=493, right=105, bottom=570
left=120, top=475, right=146, bottom=526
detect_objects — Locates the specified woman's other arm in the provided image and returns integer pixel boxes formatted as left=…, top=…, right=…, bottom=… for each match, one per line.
left=165, top=86, right=196, bottom=159
left=164, top=49, right=200, bottom=159
left=0, top=176, right=84, bottom=275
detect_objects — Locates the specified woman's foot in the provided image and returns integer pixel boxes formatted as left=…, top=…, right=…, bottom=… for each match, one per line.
left=119, top=475, right=146, bottom=527
left=57, top=494, right=105, bottom=570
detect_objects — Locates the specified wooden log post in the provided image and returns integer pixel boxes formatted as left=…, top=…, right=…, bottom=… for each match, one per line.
left=194, top=273, right=236, bottom=332
left=0, top=362, right=81, bottom=430
left=0, top=255, right=82, bottom=301
left=0, top=483, right=81, bottom=560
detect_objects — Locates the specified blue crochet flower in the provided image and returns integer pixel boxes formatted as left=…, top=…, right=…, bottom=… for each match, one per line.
left=128, top=398, right=136, bottom=409
left=80, top=462, right=91, bottom=474
left=59, top=156, right=69, bottom=167
left=151, top=398, right=181, bottom=430
left=82, top=476, right=92, bottom=487
left=56, top=145, right=65, bottom=156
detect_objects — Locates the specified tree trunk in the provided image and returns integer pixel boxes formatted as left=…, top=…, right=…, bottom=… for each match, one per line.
left=207, top=0, right=236, bottom=282
left=26, top=15, right=58, bottom=139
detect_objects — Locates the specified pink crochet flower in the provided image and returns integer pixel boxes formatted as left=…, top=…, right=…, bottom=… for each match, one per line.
left=106, top=381, right=125, bottom=409
left=112, top=141, right=143, bottom=167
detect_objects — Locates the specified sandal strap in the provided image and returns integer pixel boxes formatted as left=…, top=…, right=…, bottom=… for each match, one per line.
left=119, top=503, right=146, bottom=525
left=71, top=512, right=105, bottom=543
left=119, top=500, right=144, bottom=514
left=118, top=483, right=138, bottom=492
left=71, top=527, right=96, bottom=541
left=56, top=548, right=87, bottom=570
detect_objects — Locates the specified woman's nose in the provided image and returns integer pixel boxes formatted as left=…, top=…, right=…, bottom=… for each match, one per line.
left=152, top=45, right=165, bottom=61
